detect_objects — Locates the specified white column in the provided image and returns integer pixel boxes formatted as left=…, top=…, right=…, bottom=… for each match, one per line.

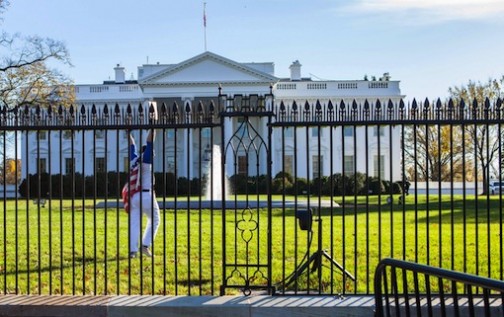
left=260, top=116, right=270, bottom=176
left=224, top=117, right=234, bottom=177
left=188, top=128, right=194, bottom=179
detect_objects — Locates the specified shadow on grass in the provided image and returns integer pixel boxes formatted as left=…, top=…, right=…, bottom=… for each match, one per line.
left=275, top=195, right=504, bottom=224
left=3, top=254, right=138, bottom=276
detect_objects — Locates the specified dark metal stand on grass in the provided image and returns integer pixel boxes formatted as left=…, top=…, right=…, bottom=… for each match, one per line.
left=283, top=208, right=355, bottom=289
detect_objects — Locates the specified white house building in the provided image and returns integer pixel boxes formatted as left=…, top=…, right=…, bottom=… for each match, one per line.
left=21, top=51, right=404, bottom=182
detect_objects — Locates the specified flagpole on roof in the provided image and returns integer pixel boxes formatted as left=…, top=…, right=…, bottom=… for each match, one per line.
left=204, top=2, right=207, bottom=51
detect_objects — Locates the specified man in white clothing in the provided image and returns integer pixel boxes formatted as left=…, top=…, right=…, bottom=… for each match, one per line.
left=128, top=129, right=160, bottom=258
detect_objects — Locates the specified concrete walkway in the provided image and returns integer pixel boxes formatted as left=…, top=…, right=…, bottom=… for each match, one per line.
left=0, top=295, right=376, bottom=317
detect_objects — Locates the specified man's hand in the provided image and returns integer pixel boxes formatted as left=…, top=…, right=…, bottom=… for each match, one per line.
left=147, top=129, right=155, bottom=143
left=129, top=132, right=135, bottom=145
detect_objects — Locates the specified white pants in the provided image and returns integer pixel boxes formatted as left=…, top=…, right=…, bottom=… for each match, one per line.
left=129, top=190, right=160, bottom=253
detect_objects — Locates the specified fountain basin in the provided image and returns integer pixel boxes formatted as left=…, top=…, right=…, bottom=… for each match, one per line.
left=96, top=200, right=338, bottom=210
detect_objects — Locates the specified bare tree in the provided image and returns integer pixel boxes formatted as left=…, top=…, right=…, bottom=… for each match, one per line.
left=0, top=0, right=74, bottom=164
left=404, top=122, right=466, bottom=182
left=0, top=33, right=74, bottom=110
left=449, top=77, right=504, bottom=194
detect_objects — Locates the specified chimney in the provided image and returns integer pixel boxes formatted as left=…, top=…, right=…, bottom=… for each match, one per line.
left=289, top=60, right=302, bottom=81
left=114, top=64, right=125, bottom=83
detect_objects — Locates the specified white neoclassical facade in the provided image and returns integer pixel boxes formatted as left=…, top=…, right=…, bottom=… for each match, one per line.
left=21, top=51, right=404, bottom=182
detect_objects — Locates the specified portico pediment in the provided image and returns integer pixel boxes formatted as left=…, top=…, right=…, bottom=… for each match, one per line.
left=139, top=52, right=277, bottom=85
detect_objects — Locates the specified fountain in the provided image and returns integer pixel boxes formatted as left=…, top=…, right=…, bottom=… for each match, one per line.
left=204, top=144, right=229, bottom=201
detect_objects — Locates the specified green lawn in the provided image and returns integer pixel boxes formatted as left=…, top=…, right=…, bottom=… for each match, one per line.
left=0, top=194, right=502, bottom=295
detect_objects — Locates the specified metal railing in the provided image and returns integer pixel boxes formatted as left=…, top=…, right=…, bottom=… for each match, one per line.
left=374, top=258, right=504, bottom=317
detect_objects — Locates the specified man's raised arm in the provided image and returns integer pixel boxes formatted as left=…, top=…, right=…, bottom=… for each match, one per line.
left=147, top=129, right=156, bottom=143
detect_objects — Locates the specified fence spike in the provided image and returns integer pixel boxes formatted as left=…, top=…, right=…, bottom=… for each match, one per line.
left=471, top=98, right=479, bottom=119
left=103, top=104, right=109, bottom=115
left=304, top=101, right=310, bottom=111
left=258, top=95, right=266, bottom=111
left=459, top=99, right=466, bottom=119
left=209, top=100, right=215, bottom=114
left=398, top=99, right=405, bottom=119
left=448, top=98, right=454, bottom=110
left=149, top=102, right=156, bottom=121
left=497, top=98, right=503, bottom=119
left=364, top=99, right=370, bottom=110
left=352, top=100, right=358, bottom=110
left=485, top=97, right=491, bottom=109
left=279, top=101, right=286, bottom=113
left=172, top=101, right=179, bottom=116
left=435, top=98, right=442, bottom=119
left=292, top=100, right=298, bottom=113
left=375, top=99, right=381, bottom=112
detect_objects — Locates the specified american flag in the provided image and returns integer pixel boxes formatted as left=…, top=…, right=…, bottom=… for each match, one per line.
left=121, top=159, right=140, bottom=213
left=203, top=2, right=207, bottom=27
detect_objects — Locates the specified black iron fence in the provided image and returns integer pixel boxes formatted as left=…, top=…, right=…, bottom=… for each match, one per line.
left=0, top=94, right=503, bottom=296
left=374, top=258, right=504, bottom=317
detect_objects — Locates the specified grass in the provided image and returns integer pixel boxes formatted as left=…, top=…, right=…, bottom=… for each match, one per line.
left=0, top=193, right=502, bottom=296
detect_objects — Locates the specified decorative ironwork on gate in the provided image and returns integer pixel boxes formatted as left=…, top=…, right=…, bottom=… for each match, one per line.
left=217, top=89, right=275, bottom=295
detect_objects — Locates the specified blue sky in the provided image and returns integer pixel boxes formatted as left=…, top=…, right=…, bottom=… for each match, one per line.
left=3, top=0, right=504, bottom=101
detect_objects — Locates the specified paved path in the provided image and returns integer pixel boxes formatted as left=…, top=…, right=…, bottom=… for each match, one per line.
left=0, top=295, right=375, bottom=317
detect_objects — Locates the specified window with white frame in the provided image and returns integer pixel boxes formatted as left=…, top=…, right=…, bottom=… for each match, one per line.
left=202, top=128, right=211, bottom=138
left=65, top=158, right=75, bottom=175
left=123, top=157, right=129, bottom=172
left=166, top=151, right=176, bottom=173
left=95, top=157, right=106, bottom=173
left=238, top=155, right=247, bottom=175
left=284, top=127, right=293, bottom=138
left=37, top=131, right=47, bottom=140
left=373, top=155, right=385, bottom=178
left=37, top=158, right=47, bottom=174
left=312, top=155, right=323, bottom=179
left=95, top=130, right=104, bottom=139
left=373, top=126, right=385, bottom=137
left=166, top=129, right=175, bottom=139
left=344, top=155, right=355, bottom=175
left=312, top=127, right=319, bottom=138
left=283, top=155, right=294, bottom=176
left=344, top=126, right=354, bottom=137
left=63, top=130, right=73, bottom=140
